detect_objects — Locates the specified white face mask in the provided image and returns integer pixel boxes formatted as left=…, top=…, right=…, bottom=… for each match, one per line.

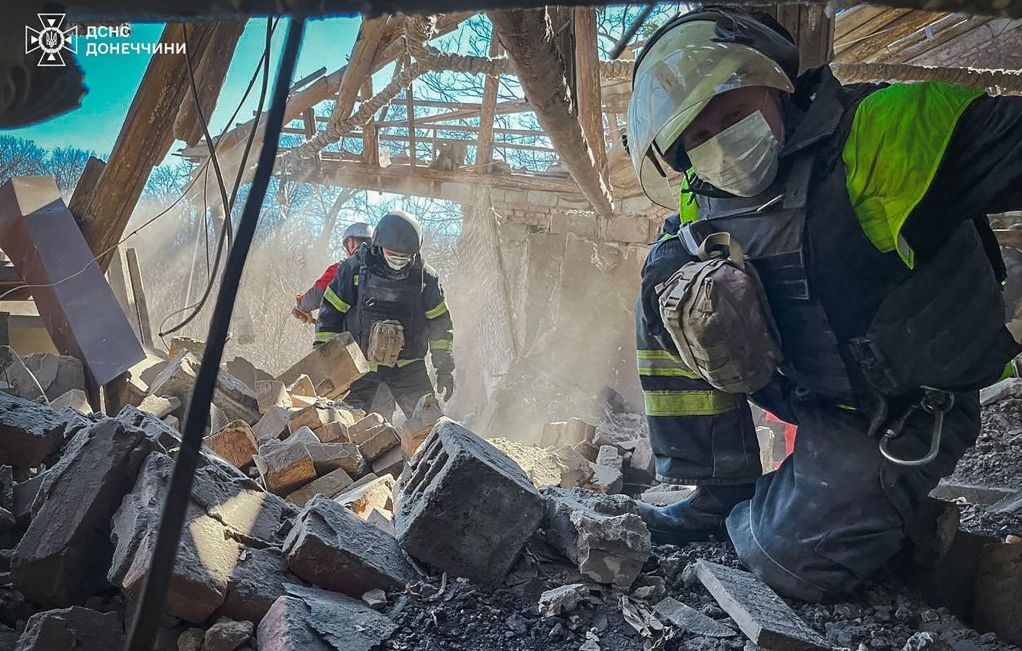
left=686, top=110, right=780, bottom=198
left=384, top=252, right=412, bottom=270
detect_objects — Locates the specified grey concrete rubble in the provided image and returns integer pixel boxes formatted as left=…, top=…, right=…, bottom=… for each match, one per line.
left=654, top=597, right=738, bottom=638
left=395, top=420, right=545, bottom=584
left=538, top=583, right=589, bottom=616
left=0, top=391, right=78, bottom=471
left=148, top=352, right=259, bottom=425
left=256, top=584, right=396, bottom=651
left=14, top=606, right=123, bottom=651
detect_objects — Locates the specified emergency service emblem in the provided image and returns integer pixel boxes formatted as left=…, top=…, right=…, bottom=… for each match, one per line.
left=25, top=14, right=78, bottom=67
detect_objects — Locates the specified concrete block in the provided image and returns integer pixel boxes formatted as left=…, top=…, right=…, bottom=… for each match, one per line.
left=974, top=542, right=1022, bottom=645
left=12, top=418, right=157, bottom=606
left=366, top=508, right=395, bottom=536
left=256, top=584, right=397, bottom=651
left=654, top=597, right=738, bottom=638
left=372, top=446, right=406, bottom=479
left=542, top=487, right=650, bottom=588
left=51, top=389, right=92, bottom=414
left=304, top=442, right=364, bottom=477
left=284, top=495, right=415, bottom=596
left=14, top=606, right=123, bottom=650
left=13, top=470, right=47, bottom=525
left=694, top=560, right=830, bottom=650
left=203, top=618, right=253, bottom=651
left=137, top=394, right=180, bottom=419
left=588, top=444, right=625, bottom=494
left=205, top=421, right=259, bottom=469
left=336, top=474, right=395, bottom=518
left=115, top=404, right=181, bottom=451
left=277, top=332, right=369, bottom=398
left=215, top=546, right=298, bottom=624
left=352, top=424, right=400, bottom=462
left=0, top=464, right=12, bottom=512
left=0, top=391, right=74, bottom=471
left=2, top=352, right=85, bottom=403
left=255, top=441, right=316, bottom=496
left=257, top=380, right=291, bottom=414
left=287, top=426, right=320, bottom=445
left=396, top=420, right=545, bottom=584
left=538, top=583, right=589, bottom=616
left=287, top=374, right=317, bottom=399
left=553, top=446, right=595, bottom=488
left=149, top=352, right=259, bottom=425
left=287, top=468, right=354, bottom=508
left=252, top=406, right=289, bottom=444
left=539, top=422, right=567, bottom=448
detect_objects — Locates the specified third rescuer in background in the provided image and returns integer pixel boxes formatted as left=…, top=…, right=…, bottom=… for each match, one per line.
left=317, top=210, right=455, bottom=417
left=292, top=221, right=374, bottom=325
left=628, top=6, right=1022, bottom=601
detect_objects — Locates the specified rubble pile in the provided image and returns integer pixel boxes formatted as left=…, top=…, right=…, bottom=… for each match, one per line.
left=0, top=339, right=1020, bottom=649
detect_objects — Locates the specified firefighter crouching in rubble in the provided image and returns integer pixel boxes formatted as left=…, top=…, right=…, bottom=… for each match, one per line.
left=292, top=221, right=374, bottom=325
left=316, top=210, right=455, bottom=416
left=628, top=6, right=1022, bottom=602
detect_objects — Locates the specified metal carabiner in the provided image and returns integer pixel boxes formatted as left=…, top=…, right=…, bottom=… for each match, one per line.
left=879, top=390, right=954, bottom=467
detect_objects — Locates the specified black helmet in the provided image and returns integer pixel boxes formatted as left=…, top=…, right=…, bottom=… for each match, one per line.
left=373, top=210, right=421, bottom=255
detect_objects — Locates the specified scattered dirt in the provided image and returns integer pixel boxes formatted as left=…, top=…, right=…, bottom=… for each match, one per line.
left=382, top=537, right=1019, bottom=651
left=950, top=398, right=1022, bottom=490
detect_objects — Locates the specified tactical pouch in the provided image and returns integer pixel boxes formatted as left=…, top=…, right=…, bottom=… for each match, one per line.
left=657, top=232, right=783, bottom=394
left=367, top=320, right=405, bottom=367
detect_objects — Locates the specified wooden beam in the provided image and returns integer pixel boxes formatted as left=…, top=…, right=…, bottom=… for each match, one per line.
left=173, top=20, right=246, bottom=147
left=72, top=22, right=219, bottom=269
left=574, top=7, right=607, bottom=175
left=889, top=15, right=993, bottom=63
left=404, top=55, right=417, bottom=167
left=834, top=10, right=944, bottom=63
left=476, top=36, right=503, bottom=171
left=334, top=16, right=390, bottom=123
left=68, top=156, right=106, bottom=231
left=489, top=8, right=613, bottom=216
left=125, top=247, right=154, bottom=349
left=362, top=78, right=379, bottom=166
left=831, top=61, right=1022, bottom=91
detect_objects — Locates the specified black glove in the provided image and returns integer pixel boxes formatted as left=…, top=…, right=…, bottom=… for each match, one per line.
left=436, top=371, right=455, bottom=401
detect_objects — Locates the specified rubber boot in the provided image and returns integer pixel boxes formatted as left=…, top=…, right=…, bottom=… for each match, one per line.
left=635, top=484, right=756, bottom=545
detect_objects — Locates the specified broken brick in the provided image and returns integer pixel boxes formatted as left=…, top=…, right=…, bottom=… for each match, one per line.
left=289, top=402, right=354, bottom=435
left=287, top=426, right=321, bottom=445
left=115, top=404, right=181, bottom=451
left=168, top=336, right=206, bottom=360
left=203, top=617, right=254, bottom=651
left=372, top=446, right=405, bottom=479
left=252, top=406, right=289, bottom=444
left=694, top=560, right=830, bottom=650
left=352, top=424, right=400, bottom=462
left=553, top=446, right=595, bottom=489
left=541, top=487, right=650, bottom=588
left=588, top=445, right=624, bottom=494
left=305, top=441, right=364, bottom=476
left=313, top=420, right=349, bottom=444
left=398, top=395, right=443, bottom=456
left=255, top=441, right=317, bottom=495
left=137, top=394, right=181, bottom=419
left=287, top=468, right=354, bottom=508
left=538, top=584, right=589, bottom=616
left=215, top=546, right=299, bottom=624
left=0, top=391, right=74, bottom=471
left=277, top=332, right=370, bottom=398
left=348, top=413, right=385, bottom=440
left=654, top=597, right=738, bottom=638
left=539, top=422, right=567, bottom=448
left=149, top=352, right=259, bottom=425
left=284, top=495, right=415, bottom=596
left=257, top=380, right=292, bottom=415
left=51, top=389, right=92, bottom=414
left=396, top=420, right=545, bottom=584
left=205, top=420, right=259, bottom=469
left=336, top=474, right=395, bottom=518
left=366, top=508, right=395, bottom=536
left=256, top=584, right=396, bottom=651
left=287, top=374, right=317, bottom=399
left=15, top=606, right=123, bottom=650
left=12, top=418, right=157, bottom=606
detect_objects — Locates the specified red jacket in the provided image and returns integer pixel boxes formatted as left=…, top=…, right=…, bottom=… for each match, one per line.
left=297, top=262, right=340, bottom=311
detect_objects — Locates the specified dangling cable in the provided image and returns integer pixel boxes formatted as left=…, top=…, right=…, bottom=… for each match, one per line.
left=123, top=17, right=305, bottom=651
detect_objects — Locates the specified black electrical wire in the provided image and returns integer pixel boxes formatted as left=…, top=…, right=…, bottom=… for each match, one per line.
left=159, top=17, right=275, bottom=338
left=610, top=3, right=655, bottom=59
left=123, top=17, right=305, bottom=651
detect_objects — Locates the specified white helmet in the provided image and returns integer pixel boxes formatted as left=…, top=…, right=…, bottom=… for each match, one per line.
left=627, top=8, right=798, bottom=208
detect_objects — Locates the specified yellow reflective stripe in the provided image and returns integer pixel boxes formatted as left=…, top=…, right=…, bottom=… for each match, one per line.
left=323, top=287, right=350, bottom=313
left=643, top=390, right=737, bottom=417
left=425, top=300, right=449, bottom=319
left=367, top=357, right=423, bottom=372
left=315, top=331, right=338, bottom=342
left=636, top=349, right=699, bottom=378
left=430, top=338, right=453, bottom=351
left=354, top=274, right=359, bottom=287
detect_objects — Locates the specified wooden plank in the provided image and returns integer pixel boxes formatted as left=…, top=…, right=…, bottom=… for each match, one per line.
left=125, top=247, right=154, bottom=349
left=106, top=245, right=142, bottom=343
left=835, top=10, right=945, bottom=63
left=834, top=8, right=911, bottom=52
left=302, top=107, right=316, bottom=139
left=67, top=156, right=106, bottom=234
left=405, top=55, right=417, bottom=167
left=476, top=36, right=503, bottom=171
left=173, top=20, right=246, bottom=147
left=489, top=8, right=613, bottom=216
left=334, top=16, right=390, bottom=123
left=362, top=78, right=378, bottom=166
left=694, top=561, right=830, bottom=651
left=894, top=15, right=991, bottom=63
left=72, top=23, right=220, bottom=270
left=835, top=6, right=892, bottom=41
left=574, top=7, right=607, bottom=175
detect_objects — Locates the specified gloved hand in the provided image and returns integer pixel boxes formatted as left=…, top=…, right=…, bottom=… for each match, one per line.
left=292, top=294, right=314, bottom=324
left=436, top=371, right=455, bottom=401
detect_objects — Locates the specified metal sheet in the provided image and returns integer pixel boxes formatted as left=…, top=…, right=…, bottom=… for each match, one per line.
left=0, top=176, right=145, bottom=385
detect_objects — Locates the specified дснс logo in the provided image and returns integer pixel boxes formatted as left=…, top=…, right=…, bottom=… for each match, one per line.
left=25, top=14, right=77, bottom=67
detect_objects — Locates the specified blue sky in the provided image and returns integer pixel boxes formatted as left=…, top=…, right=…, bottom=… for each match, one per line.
left=10, top=17, right=362, bottom=162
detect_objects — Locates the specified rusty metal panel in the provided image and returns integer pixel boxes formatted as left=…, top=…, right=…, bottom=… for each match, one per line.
left=0, top=176, right=144, bottom=385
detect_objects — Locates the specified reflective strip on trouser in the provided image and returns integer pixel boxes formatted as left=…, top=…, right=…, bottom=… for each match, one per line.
left=636, top=349, right=700, bottom=378
left=727, top=391, right=980, bottom=602
left=323, top=286, right=350, bottom=313
left=643, top=390, right=736, bottom=416
left=425, top=300, right=448, bottom=319
left=367, top=357, right=424, bottom=372
left=315, top=330, right=340, bottom=343
left=346, top=359, right=434, bottom=417
left=430, top=338, right=452, bottom=351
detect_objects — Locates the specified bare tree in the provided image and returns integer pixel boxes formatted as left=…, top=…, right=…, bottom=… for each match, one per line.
left=46, top=146, right=96, bottom=196
left=0, top=136, right=46, bottom=184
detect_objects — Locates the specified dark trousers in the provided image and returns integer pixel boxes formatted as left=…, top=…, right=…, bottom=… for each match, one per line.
left=724, top=390, right=980, bottom=601
left=345, top=360, right=435, bottom=420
